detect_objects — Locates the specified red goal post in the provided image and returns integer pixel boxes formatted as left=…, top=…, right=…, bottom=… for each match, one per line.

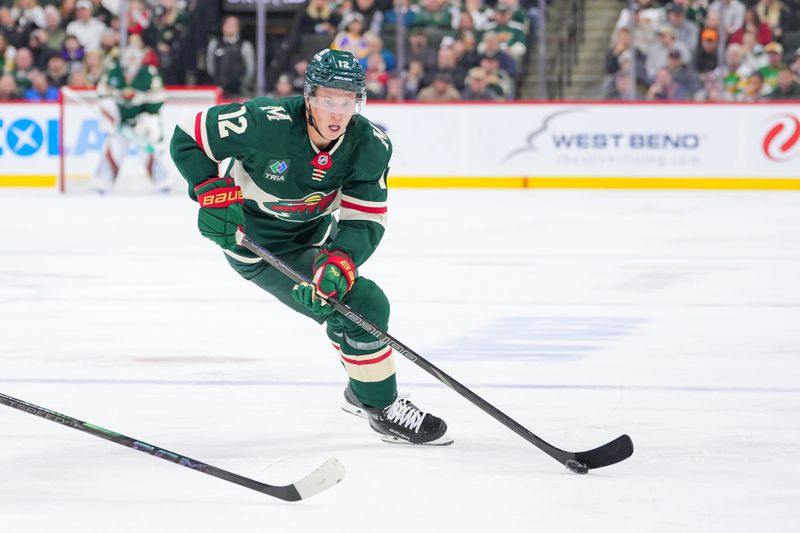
left=58, top=86, right=221, bottom=193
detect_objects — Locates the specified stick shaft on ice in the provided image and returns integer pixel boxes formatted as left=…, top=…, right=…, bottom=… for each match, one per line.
left=239, top=234, right=633, bottom=472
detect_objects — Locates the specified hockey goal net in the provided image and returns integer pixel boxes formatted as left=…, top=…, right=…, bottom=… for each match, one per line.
left=58, top=86, right=221, bottom=193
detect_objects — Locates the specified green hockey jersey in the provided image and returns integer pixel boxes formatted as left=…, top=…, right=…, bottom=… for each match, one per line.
left=170, top=95, right=391, bottom=266
left=97, top=62, right=165, bottom=122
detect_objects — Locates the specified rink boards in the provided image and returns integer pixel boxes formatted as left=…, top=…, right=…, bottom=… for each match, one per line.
left=0, top=97, right=798, bottom=190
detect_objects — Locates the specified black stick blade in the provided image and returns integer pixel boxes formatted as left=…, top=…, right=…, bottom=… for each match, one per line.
left=574, top=434, right=634, bottom=470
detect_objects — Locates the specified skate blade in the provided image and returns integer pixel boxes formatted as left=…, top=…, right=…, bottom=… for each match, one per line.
left=341, top=402, right=369, bottom=419
left=378, top=433, right=454, bottom=446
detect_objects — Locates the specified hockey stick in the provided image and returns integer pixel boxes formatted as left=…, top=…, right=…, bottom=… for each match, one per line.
left=238, top=235, right=633, bottom=474
left=0, top=391, right=345, bottom=501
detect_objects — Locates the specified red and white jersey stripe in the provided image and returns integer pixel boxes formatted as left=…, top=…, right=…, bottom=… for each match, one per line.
left=339, top=194, right=387, bottom=228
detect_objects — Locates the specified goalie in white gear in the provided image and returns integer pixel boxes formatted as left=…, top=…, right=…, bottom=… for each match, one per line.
left=92, top=46, right=170, bottom=193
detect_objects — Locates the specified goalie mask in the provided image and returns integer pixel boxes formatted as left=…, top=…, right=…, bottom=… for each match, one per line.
left=120, top=47, right=145, bottom=83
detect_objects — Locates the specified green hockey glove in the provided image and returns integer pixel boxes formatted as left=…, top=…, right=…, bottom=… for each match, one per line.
left=291, top=282, right=336, bottom=317
left=312, top=250, right=356, bottom=298
left=194, top=177, right=244, bottom=249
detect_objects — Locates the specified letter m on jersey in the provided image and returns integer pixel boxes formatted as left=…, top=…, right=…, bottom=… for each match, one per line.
left=370, top=123, right=389, bottom=151
left=260, top=106, right=292, bottom=122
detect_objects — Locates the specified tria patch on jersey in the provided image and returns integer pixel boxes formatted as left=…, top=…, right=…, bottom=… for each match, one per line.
left=311, top=152, right=333, bottom=182
left=264, top=159, right=290, bottom=182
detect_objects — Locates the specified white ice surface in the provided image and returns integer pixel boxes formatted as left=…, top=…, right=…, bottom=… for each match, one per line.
left=1, top=189, right=799, bottom=532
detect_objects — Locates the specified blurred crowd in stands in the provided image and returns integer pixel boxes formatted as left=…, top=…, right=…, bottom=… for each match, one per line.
left=1, top=0, right=797, bottom=103
left=0, top=0, right=219, bottom=101
left=286, top=0, right=538, bottom=101
left=0, top=0, right=538, bottom=102
left=606, top=0, right=800, bottom=100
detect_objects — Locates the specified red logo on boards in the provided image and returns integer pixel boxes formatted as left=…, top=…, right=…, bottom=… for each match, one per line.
left=762, top=114, right=800, bottom=162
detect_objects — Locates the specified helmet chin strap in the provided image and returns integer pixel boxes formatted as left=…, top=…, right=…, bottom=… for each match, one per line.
left=305, top=98, right=336, bottom=143
left=305, top=95, right=359, bottom=145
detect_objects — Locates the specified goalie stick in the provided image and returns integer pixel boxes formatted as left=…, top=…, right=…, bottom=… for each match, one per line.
left=238, top=234, right=633, bottom=474
left=0, top=392, right=345, bottom=501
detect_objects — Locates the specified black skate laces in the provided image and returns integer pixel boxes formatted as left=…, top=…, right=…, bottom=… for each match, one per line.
left=383, top=397, right=426, bottom=433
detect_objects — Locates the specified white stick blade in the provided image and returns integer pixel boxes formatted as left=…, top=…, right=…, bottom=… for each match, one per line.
left=293, top=457, right=346, bottom=500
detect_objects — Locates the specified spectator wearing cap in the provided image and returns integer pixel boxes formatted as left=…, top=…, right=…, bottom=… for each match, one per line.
left=496, top=0, right=530, bottom=32
left=479, top=53, right=513, bottom=99
left=707, top=0, right=746, bottom=36
left=666, top=3, right=699, bottom=53
left=768, top=66, right=800, bottom=99
left=646, top=68, right=686, bottom=100
left=412, top=0, right=453, bottom=31
left=665, top=47, right=700, bottom=95
left=694, top=28, right=719, bottom=74
left=759, top=42, right=784, bottom=95
left=460, top=66, right=496, bottom=100
left=646, top=25, right=690, bottom=82
left=483, top=5, right=527, bottom=64
left=299, top=0, right=341, bottom=36
left=729, top=7, right=773, bottom=46
left=206, top=15, right=255, bottom=97
left=476, top=31, right=516, bottom=77
left=417, top=71, right=460, bottom=101
left=66, top=0, right=107, bottom=52
left=22, top=69, right=58, bottom=100
left=331, top=12, right=370, bottom=59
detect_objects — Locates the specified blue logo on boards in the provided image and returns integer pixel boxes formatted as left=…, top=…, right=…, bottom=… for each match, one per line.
left=5, top=118, right=44, bottom=156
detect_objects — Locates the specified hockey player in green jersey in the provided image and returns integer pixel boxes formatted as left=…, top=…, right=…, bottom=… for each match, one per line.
left=169, top=49, right=451, bottom=446
left=92, top=45, right=170, bottom=193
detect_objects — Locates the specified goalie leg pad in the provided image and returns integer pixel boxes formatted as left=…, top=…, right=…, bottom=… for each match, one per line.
left=92, top=132, right=129, bottom=192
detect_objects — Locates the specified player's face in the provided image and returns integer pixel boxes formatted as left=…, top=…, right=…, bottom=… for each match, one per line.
left=308, top=87, right=358, bottom=139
